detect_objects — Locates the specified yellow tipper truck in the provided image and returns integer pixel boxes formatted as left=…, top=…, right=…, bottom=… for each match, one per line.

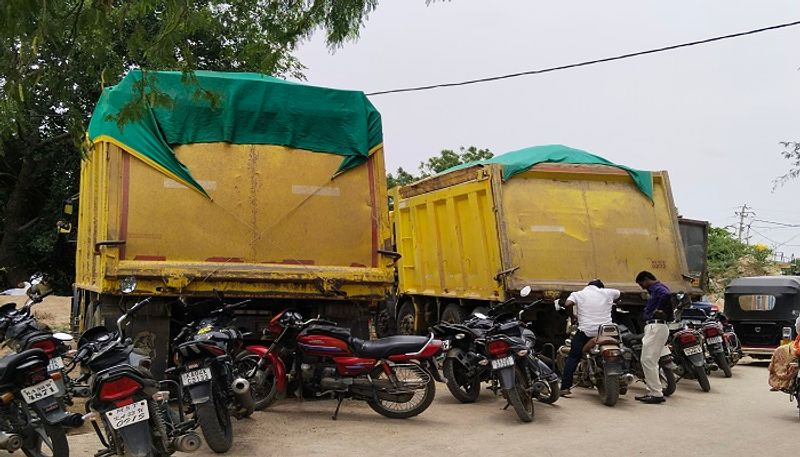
left=71, top=70, right=393, bottom=374
left=384, top=145, right=699, bottom=346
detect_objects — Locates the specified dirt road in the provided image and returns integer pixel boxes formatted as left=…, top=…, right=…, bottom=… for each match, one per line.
left=56, top=360, right=792, bottom=457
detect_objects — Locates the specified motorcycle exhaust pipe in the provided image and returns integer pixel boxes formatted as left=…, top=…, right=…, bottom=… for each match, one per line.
left=61, top=412, right=85, bottom=428
left=172, top=432, right=202, bottom=453
left=531, top=381, right=548, bottom=394
left=231, top=378, right=255, bottom=414
left=0, top=431, right=23, bottom=452
left=622, top=373, right=635, bottom=385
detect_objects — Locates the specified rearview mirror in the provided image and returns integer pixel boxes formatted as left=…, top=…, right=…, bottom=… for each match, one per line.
left=520, top=286, right=532, bottom=298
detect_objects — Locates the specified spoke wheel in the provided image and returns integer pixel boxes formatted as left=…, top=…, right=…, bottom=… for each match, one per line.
left=368, top=364, right=435, bottom=419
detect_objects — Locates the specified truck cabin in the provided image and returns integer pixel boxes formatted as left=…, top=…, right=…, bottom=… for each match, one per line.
left=724, top=276, right=800, bottom=359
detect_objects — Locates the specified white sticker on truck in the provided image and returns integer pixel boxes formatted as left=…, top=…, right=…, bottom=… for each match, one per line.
left=530, top=225, right=565, bottom=233
left=616, top=228, right=650, bottom=236
left=291, top=185, right=341, bottom=197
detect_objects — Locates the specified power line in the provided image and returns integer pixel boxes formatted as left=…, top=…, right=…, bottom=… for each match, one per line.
left=752, top=218, right=800, bottom=228
left=366, top=19, right=800, bottom=96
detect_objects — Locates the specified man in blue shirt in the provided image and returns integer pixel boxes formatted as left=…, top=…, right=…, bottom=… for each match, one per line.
left=635, top=271, right=672, bottom=404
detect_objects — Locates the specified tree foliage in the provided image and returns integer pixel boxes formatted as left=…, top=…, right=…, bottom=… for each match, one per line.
left=0, top=0, right=378, bottom=289
left=707, top=226, right=777, bottom=293
left=386, top=146, right=493, bottom=188
left=774, top=141, right=800, bottom=189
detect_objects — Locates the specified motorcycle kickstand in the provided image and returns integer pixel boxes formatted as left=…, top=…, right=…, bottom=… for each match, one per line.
left=332, top=395, right=344, bottom=421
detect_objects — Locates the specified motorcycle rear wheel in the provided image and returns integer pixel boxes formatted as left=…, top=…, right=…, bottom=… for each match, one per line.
left=196, top=386, right=234, bottom=453
left=368, top=363, right=436, bottom=419
left=235, top=351, right=279, bottom=410
left=21, top=424, right=68, bottom=457
left=599, top=373, right=619, bottom=407
left=660, top=367, right=677, bottom=397
left=505, top=366, right=534, bottom=422
left=535, top=379, right=560, bottom=405
left=443, top=358, right=481, bottom=403
left=693, top=366, right=711, bottom=392
left=714, top=353, right=733, bottom=378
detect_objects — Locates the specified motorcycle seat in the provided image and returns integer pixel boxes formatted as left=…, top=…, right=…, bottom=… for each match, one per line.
left=350, top=335, right=431, bottom=359
left=0, top=349, right=48, bottom=384
left=582, top=336, right=619, bottom=353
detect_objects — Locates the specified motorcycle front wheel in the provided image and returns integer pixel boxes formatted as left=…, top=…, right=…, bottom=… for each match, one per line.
left=196, top=385, right=234, bottom=453
left=368, top=363, right=436, bottom=419
left=443, top=358, right=481, bottom=403
left=504, top=366, right=534, bottom=422
left=21, top=424, right=69, bottom=457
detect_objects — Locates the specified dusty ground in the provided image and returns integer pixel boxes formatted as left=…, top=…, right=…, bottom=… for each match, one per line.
left=6, top=297, right=798, bottom=457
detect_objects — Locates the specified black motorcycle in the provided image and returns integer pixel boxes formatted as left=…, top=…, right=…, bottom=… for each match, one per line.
left=171, top=298, right=254, bottom=453
left=669, top=324, right=711, bottom=392
left=432, top=313, right=493, bottom=403
left=617, top=323, right=678, bottom=396
left=73, top=297, right=202, bottom=457
left=0, top=283, right=80, bottom=402
left=483, top=286, right=560, bottom=422
left=0, top=348, right=83, bottom=456
left=682, top=308, right=737, bottom=378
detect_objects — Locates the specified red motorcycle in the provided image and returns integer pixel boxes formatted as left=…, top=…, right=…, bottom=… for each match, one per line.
left=237, top=310, right=443, bottom=420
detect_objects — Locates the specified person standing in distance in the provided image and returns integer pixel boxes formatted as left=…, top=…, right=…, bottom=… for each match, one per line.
left=559, top=279, right=621, bottom=397
left=635, top=271, right=673, bottom=404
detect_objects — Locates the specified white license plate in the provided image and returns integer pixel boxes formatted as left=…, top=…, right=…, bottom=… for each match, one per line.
left=105, top=400, right=150, bottom=430
left=181, top=368, right=212, bottom=386
left=47, top=357, right=64, bottom=372
left=441, top=340, right=451, bottom=351
left=706, top=336, right=723, bottom=344
left=491, top=356, right=515, bottom=370
left=684, top=345, right=703, bottom=356
left=20, top=379, right=58, bottom=404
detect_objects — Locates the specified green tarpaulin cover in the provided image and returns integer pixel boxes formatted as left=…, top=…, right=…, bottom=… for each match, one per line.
left=448, top=144, right=653, bottom=200
left=87, top=70, right=383, bottom=196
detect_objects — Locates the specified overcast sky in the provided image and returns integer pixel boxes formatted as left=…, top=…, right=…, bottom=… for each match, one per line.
left=293, top=1, right=800, bottom=259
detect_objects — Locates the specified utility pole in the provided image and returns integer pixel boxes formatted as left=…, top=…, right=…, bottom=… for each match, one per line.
left=735, top=204, right=755, bottom=242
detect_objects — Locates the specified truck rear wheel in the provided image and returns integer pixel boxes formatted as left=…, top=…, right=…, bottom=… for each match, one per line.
left=396, top=301, right=416, bottom=335
left=441, top=304, right=467, bottom=324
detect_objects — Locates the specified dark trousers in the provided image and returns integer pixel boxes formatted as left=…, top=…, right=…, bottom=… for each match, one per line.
left=561, top=330, right=590, bottom=390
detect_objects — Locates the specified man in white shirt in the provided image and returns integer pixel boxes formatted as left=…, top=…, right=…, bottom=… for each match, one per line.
left=559, top=279, right=621, bottom=396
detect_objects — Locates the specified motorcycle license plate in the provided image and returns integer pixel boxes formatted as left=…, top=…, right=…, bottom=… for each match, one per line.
left=20, top=379, right=58, bottom=404
left=706, top=336, right=723, bottom=344
left=105, top=400, right=150, bottom=430
left=181, top=368, right=212, bottom=386
left=684, top=345, right=703, bottom=356
left=441, top=340, right=451, bottom=351
left=491, top=356, right=514, bottom=370
left=47, top=356, right=64, bottom=372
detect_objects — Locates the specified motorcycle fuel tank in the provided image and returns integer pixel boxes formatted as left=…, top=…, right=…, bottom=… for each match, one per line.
left=297, top=335, right=353, bottom=357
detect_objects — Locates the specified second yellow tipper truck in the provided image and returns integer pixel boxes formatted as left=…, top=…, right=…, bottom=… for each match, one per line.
left=383, top=145, right=702, bottom=347
left=71, top=70, right=394, bottom=374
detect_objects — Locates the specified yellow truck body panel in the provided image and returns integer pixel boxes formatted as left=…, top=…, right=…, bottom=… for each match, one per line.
left=393, top=163, right=694, bottom=302
left=76, top=142, right=393, bottom=300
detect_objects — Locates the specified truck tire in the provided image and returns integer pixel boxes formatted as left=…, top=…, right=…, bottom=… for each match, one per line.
left=441, top=304, right=467, bottom=324
left=396, top=301, right=416, bottom=335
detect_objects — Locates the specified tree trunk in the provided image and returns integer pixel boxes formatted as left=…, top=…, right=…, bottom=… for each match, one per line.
left=0, top=157, right=38, bottom=287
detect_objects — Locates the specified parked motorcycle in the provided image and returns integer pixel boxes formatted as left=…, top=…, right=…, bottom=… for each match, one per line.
left=616, top=323, right=678, bottom=396
left=240, top=309, right=442, bottom=420
left=0, top=281, right=79, bottom=401
left=682, top=308, right=741, bottom=377
left=789, top=359, right=800, bottom=419
left=431, top=314, right=493, bottom=403
left=171, top=296, right=254, bottom=453
left=557, top=323, right=630, bottom=407
left=669, top=325, right=711, bottom=392
left=73, top=296, right=202, bottom=457
left=483, top=286, right=560, bottom=422
left=0, top=348, right=82, bottom=455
